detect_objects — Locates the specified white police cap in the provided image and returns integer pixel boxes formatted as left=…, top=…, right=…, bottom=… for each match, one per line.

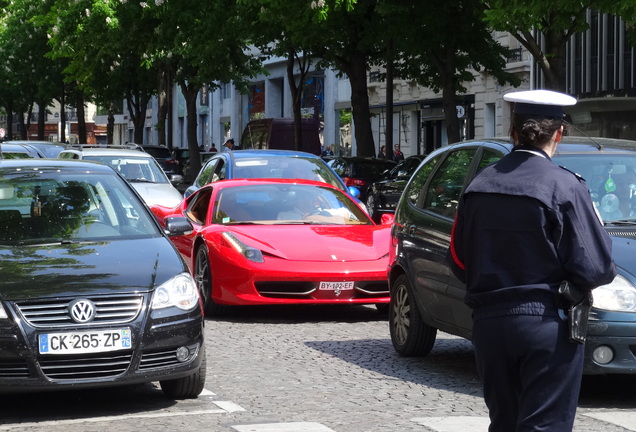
left=503, top=89, right=577, bottom=118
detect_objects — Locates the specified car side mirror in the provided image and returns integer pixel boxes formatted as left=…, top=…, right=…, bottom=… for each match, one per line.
left=348, top=186, right=361, bottom=198
left=164, top=216, right=193, bottom=236
left=380, top=213, right=395, bottom=225
left=170, top=174, right=184, bottom=185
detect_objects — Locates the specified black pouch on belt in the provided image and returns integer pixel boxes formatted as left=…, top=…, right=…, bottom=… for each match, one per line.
left=558, top=281, right=593, bottom=344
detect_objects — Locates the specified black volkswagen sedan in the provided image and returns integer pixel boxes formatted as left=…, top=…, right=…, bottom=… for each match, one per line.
left=389, top=136, right=636, bottom=374
left=0, top=159, right=205, bottom=397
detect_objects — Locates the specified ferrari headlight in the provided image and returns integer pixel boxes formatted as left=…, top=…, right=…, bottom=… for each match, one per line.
left=222, top=232, right=264, bottom=263
left=151, top=273, right=199, bottom=311
left=592, top=274, right=636, bottom=312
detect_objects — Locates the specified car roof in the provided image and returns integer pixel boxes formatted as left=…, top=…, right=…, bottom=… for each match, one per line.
left=60, top=147, right=153, bottom=158
left=333, top=156, right=396, bottom=162
left=0, top=158, right=117, bottom=173
left=197, top=177, right=346, bottom=192
left=228, top=149, right=324, bottom=159
left=453, top=136, right=636, bottom=154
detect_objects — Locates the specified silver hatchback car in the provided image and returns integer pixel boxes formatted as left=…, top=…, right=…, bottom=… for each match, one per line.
left=59, top=145, right=184, bottom=208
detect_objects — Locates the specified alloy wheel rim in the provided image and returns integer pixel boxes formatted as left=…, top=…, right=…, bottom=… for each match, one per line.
left=392, top=284, right=410, bottom=345
left=195, top=249, right=210, bottom=305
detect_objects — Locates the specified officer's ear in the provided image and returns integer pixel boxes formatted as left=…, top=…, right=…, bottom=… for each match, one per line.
left=554, top=126, right=564, bottom=144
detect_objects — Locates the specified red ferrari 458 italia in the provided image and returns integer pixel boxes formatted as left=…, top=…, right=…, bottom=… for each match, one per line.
left=151, top=178, right=393, bottom=316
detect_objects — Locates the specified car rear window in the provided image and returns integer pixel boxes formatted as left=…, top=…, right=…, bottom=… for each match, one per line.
left=144, top=147, right=171, bottom=159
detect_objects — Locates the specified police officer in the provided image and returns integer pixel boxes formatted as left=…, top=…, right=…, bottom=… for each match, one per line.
left=449, top=90, right=616, bottom=432
left=223, top=138, right=241, bottom=151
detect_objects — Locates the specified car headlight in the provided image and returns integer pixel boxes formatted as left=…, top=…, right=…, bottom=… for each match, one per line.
left=222, top=232, right=264, bottom=263
left=592, top=274, right=636, bottom=312
left=151, top=273, right=200, bottom=311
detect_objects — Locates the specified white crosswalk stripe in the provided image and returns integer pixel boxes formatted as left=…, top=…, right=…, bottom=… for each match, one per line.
left=227, top=412, right=636, bottom=432
left=232, top=423, right=336, bottom=432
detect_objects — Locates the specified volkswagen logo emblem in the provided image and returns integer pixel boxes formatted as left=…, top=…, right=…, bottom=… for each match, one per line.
left=69, top=299, right=96, bottom=323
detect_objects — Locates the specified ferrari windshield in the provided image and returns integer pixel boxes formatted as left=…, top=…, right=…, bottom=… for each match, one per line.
left=212, top=184, right=371, bottom=225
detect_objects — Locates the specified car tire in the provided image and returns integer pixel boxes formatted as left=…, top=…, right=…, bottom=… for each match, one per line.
left=160, top=344, right=206, bottom=399
left=389, top=274, right=437, bottom=356
left=194, top=245, right=229, bottom=317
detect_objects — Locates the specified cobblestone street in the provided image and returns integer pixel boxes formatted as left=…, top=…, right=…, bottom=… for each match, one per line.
left=2, top=304, right=636, bottom=432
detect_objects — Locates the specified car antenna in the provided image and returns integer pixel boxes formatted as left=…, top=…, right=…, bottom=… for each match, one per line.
left=563, top=119, right=603, bottom=151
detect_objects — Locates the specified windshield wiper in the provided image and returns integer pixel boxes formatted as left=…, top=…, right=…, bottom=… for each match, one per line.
left=605, top=219, right=636, bottom=225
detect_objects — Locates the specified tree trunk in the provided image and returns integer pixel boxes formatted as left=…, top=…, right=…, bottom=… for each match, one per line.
left=181, top=82, right=202, bottom=177
left=107, top=109, right=115, bottom=144
left=385, top=57, right=394, bottom=157
left=287, top=49, right=303, bottom=152
left=126, top=93, right=148, bottom=144
left=37, top=100, right=46, bottom=140
left=157, top=68, right=170, bottom=147
left=59, top=90, right=67, bottom=143
left=76, top=93, right=87, bottom=144
left=18, top=112, right=27, bottom=140
left=4, top=99, right=14, bottom=140
left=343, top=53, right=375, bottom=157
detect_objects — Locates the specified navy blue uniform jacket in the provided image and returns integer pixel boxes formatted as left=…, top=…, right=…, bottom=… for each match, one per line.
left=449, top=146, right=616, bottom=309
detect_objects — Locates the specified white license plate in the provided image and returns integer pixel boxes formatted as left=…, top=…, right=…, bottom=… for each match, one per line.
left=319, top=281, right=354, bottom=291
left=38, top=328, right=132, bottom=355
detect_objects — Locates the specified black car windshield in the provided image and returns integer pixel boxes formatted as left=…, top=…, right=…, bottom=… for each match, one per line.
left=554, top=153, right=636, bottom=223
left=212, top=184, right=371, bottom=225
left=0, top=171, right=159, bottom=245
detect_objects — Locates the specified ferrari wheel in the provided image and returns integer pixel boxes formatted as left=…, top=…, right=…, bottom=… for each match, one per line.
left=389, top=274, right=436, bottom=356
left=194, top=245, right=228, bottom=316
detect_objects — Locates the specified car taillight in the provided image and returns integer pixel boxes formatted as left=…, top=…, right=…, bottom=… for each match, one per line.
left=343, top=177, right=367, bottom=188
left=165, top=158, right=178, bottom=165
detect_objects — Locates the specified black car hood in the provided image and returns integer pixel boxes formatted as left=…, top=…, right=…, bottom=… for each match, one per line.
left=0, top=237, right=186, bottom=301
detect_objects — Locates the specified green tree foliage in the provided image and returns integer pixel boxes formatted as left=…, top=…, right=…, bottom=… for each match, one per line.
left=484, top=0, right=636, bottom=91
left=42, top=0, right=157, bottom=143
left=385, top=0, right=519, bottom=143
left=0, top=0, right=63, bottom=140
left=143, top=0, right=263, bottom=174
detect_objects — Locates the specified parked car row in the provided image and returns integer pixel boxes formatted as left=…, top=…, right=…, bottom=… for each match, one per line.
left=0, top=140, right=65, bottom=159
left=5, top=132, right=636, bottom=404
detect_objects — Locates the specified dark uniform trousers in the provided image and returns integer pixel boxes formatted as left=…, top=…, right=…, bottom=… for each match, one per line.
left=472, top=301, right=584, bottom=432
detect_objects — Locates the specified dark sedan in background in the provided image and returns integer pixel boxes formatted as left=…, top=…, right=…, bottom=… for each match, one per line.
left=143, top=145, right=182, bottom=176
left=388, top=136, right=636, bottom=375
left=326, top=156, right=396, bottom=202
left=0, top=159, right=205, bottom=397
left=366, top=155, right=424, bottom=222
